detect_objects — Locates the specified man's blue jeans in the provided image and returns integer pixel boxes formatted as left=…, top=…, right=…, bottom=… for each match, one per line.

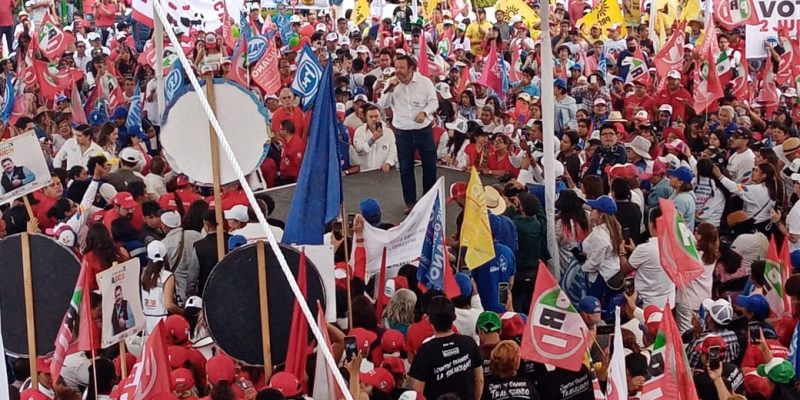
left=395, top=126, right=437, bottom=206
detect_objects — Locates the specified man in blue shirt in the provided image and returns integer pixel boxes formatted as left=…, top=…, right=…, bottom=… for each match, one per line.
left=472, top=213, right=516, bottom=313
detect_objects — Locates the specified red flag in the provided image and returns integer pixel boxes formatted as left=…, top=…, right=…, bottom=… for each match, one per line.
left=520, top=262, right=590, bottom=372
left=455, top=65, right=469, bottom=97
left=693, top=45, right=724, bottom=114
left=713, top=0, right=759, bottom=30
left=756, top=56, right=780, bottom=115
left=71, top=80, right=86, bottom=124
left=51, top=260, right=96, bottom=380
left=656, top=199, right=705, bottom=288
left=418, top=33, right=430, bottom=77
left=730, top=52, right=750, bottom=101
left=98, top=72, right=125, bottom=111
left=285, top=249, right=310, bottom=382
left=509, top=48, right=522, bottom=82
left=115, top=322, right=173, bottom=399
left=36, top=12, right=74, bottom=60
left=251, top=38, right=281, bottom=95
left=375, top=247, right=388, bottom=322
left=653, top=24, right=685, bottom=81
left=775, top=38, right=796, bottom=86
left=33, top=60, right=69, bottom=99
left=640, top=303, right=700, bottom=400
left=222, top=5, right=236, bottom=53
left=137, top=39, right=156, bottom=66
left=479, top=42, right=504, bottom=96
left=227, top=35, right=250, bottom=88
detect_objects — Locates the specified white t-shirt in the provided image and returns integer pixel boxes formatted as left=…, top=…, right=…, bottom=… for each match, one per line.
left=629, top=238, right=676, bottom=309
left=694, top=177, right=725, bottom=227
left=731, top=232, right=769, bottom=274
left=786, top=200, right=800, bottom=252
left=677, top=253, right=715, bottom=311
left=231, top=222, right=284, bottom=243
left=145, top=79, right=161, bottom=126
left=728, top=149, right=755, bottom=184
left=141, top=269, right=173, bottom=334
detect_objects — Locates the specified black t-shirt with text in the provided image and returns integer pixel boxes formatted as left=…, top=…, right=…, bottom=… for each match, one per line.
left=482, top=375, right=540, bottom=400
left=408, top=333, right=483, bottom=400
left=523, top=362, right=594, bottom=400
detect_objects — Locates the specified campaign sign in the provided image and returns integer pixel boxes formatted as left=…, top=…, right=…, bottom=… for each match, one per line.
left=290, top=45, right=323, bottom=108
left=0, top=132, right=53, bottom=205
left=746, top=0, right=800, bottom=58
left=97, top=258, right=145, bottom=347
left=248, top=36, right=268, bottom=63
left=530, top=287, right=587, bottom=362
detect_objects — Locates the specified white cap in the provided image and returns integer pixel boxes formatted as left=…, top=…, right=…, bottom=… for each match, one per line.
left=160, top=211, right=181, bottom=229
left=248, top=2, right=259, bottom=10
left=339, top=36, right=350, bottom=46
left=87, top=32, right=101, bottom=41
left=666, top=70, right=681, bottom=80
left=634, top=110, right=649, bottom=120
left=316, top=23, right=328, bottom=32
left=658, top=104, right=673, bottom=114
left=147, top=240, right=167, bottom=262
left=290, top=15, right=302, bottom=23
left=354, top=94, right=368, bottom=102
left=593, top=98, right=607, bottom=106
left=326, top=32, right=338, bottom=42
left=435, top=82, right=452, bottom=99
left=684, top=43, right=694, bottom=51
left=383, top=67, right=396, bottom=76
left=115, top=31, right=127, bottom=40
left=185, top=296, right=203, bottom=308
left=453, top=43, right=464, bottom=51
left=658, top=154, right=680, bottom=169
left=395, top=48, right=406, bottom=55
left=443, top=19, right=454, bottom=25
left=356, top=45, right=369, bottom=53
left=457, top=22, right=467, bottom=31
left=783, top=88, right=797, bottom=98
left=509, top=15, right=522, bottom=25
left=445, top=119, right=468, bottom=133
left=607, top=23, right=621, bottom=31
left=224, top=204, right=249, bottom=223
left=336, top=102, right=346, bottom=114
left=119, top=147, right=139, bottom=163
left=791, top=173, right=800, bottom=182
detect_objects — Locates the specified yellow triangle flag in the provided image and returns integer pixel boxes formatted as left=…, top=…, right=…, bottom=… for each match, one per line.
left=461, top=168, right=496, bottom=269
left=352, top=0, right=370, bottom=25
left=577, top=0, right=628, bottom=38
left=495, top=0, right=541, bottom=38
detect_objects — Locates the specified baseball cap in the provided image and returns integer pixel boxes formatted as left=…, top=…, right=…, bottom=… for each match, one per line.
left=19, top=389, right=49, bottom=400
left=160, top=210, right=182, bottom=229
left=695, top=334, right=727, bottom=355
left=46, top=222, right=77, bottom=248
left=87, top=32, right=101, bottom=41
left=732, top=128, right=752, bottom=140
left=349, top=327, right=378, bottom=354
left=168, top=345, right=189, bottom=368
left=445, top=119, right=468, bottom=134
left=578, top=296, right=601, bottom=313
left=398, top=391, right=426, bottom=400
left=147, top=240, right=167, bottom=262
left=605, top=163, right=639, bottom=181
left=172, top=367, right=195, bottom=391
left=666, top=166, right=693, bottom=184
left=316, top=22, right=328, bottom=32
left=356, top=45, right=370, bottom=54
left=643, top=305, right=663, bottom=337
left=359, top=197, right=381, bottom=224
left=35, top=356, right=52, bottom=372
left=113, top=192, right=137, bottom=208
left=360, top=367, right=395, bottom=394
left=447, top=181, right=467, bottom=202
left=270, top=371, right=302, bottom=396
left=435, top=82, right=452, bottom=100
left=658, top=104, right=673, bottom=114
left=554, top=78, right=568, bottom=90
left=164, top=314, right=190, bottom=344
left=476, top=311, right=502, bottom=333
left=206, top=354, right=236, bottom=385
left=757, top=358, right=796, bottom=384
left=381, top=329, right=405, bottom=354
left=185, top=296, right=203, bottom=309
left=119, top=147, right=140, bottom=164
left=381, top=356, right=406, bottom=375
left=326, top=32, right=338, bottom=42
left=736, top=294, right=770, bottom=320
left=224, top=204, right=249, bottom=223
left=702, top=299, right=734, bottom=325
left=666, top=70, right=681, bottom=80
left=586, top=195, right=617, bottom=215
left=500, top=312, right=525, bottom=340
left=593, top=98, right=607, bottom=106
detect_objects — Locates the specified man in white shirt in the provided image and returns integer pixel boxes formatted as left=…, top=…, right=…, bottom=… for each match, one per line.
left=73, top=41, right=92, bottom=71
left=620, top=207, right=676, bottom=309
left=727, top=129, right=755, bottom=184
left=26, top=0, right=52, bottom=25
left=353, top=104, right=397, bottom=171
left=378, top=55, right=438, bottom=213
left=224, top=204, right=283, bottom=243
left=52, top=124, right=105, bottom=169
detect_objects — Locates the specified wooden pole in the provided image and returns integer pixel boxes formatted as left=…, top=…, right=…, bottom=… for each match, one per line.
left=116, top=259, right=127, bottom=379
left=340, top=205, right=353, bottom=330
left=256, top=241, right=272, bottom=382
left=206, top=75, right=226, bottom=262
left=21, top=231, right=38, bottom=389
left=22, top=196, right=34, bottom=222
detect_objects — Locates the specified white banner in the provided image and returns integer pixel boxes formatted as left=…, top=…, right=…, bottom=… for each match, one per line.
left=359, top=177, right=445, bottom=276
left=97, top=259, right=146, bottom=347
left=132, top=0, right=246, bottom=31
left=290, top=244, right=337, bottom=322
left=745, top=0, right=800, bottom=58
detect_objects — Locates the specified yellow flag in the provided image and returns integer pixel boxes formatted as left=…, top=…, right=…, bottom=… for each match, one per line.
left=352, top=0, right=370, bottom=25
left=577, top=0, right=628, bottom=38
left=425, top=0, right=439, bottom=20
left=461, top=168, right=496, bottom=269
left=678, top=0, right=701, bottom=22
left=495, top=0, right=541, bottom=37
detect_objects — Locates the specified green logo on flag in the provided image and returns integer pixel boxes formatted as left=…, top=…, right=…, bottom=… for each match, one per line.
left=674, top=214, right=700, bottom=260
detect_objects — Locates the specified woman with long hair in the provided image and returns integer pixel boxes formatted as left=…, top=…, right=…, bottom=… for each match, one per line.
left=456, top=91, right=478, bottom=121
left=675, top=222, right=718, bottom=333
left=96, top=122, right=119, bottom=159
left=84, top=223, right=129, bottom=290
left=183, top=200, right=209, bottom=233
left=558, top=131, right=582, bottom=184
left=482, top=340, right=538, bottom=400
left=555, top=189, right=590, bottom=272
left=437, top=119, right=470, bottom=169
left=382, top=288, right=417, bottom=335
left=714, top=162, right=781, bottom=233
left=581, top=195, right=624, bottom=301
left=141, top=240, right=182, bottom=334
left=667, top=166, right=697, bottom=229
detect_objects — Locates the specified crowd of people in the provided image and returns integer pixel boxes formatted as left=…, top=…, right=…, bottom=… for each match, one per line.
left=3, top=0, right=800, bottom=399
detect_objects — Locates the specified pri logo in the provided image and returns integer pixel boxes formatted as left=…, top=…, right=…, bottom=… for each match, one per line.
left=295, top=59, right=322, bottom=97
left=530, top=287, right=586, bottom=360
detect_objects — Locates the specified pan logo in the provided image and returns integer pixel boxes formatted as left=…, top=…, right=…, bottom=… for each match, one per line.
left=248, top=37, right=268, bottom=62
left=296, top=60, right=322, bottom=97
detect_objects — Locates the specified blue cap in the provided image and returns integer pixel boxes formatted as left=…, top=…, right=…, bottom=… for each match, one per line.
left=736, top=294, right=770, bottom=320
left=112, top=106, right=128, bottom=120
left=569, top=64, right=582, bottom=71
left=586, top=195, right=617, bottom=214
left=666, top=166, right=693, bottom=184
left=578, top=296, right=601, bottom=313
left=359, top=197, right=381, bottom=224
left=228, top=235, right=247, bottom=251
left=353, top=86, right=367, bottom=96
left=554, top=79, right=568, bottom=90
left=454, top=272, right=472, bottom=299
left=88, top=110, right=108, bottom=126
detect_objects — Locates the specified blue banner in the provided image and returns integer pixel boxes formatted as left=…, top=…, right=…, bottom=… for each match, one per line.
left=290, top=45, right=323, bottom=111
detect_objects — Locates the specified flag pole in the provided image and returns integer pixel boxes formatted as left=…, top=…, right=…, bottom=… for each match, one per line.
left=340, top=204, right=353, bottom=330
left=205, top=75, right=226, bottom=262
left=256, top=240, right=273, bottom=382
left=21, top=230, right=38, bottom=389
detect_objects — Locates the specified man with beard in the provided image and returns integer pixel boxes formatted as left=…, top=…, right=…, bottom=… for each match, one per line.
left=103, top=191, right=141, bottom=232
left=111, top=285, right=135, bottom=335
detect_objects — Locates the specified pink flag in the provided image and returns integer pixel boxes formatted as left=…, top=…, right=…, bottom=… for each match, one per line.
left=285, top=249, right=310, bottom=383
left=656, top=199, right=706, bottom=288
left=479, top=42, right=504, bottom=96
left=227, top=34, right=250, bottom=88
left=640, top=304, right=699, bottom=400
left=71, top=80, right=86, bottom=124
left=251, top=38, right=281, bottom=95
left=115, top=322, right=173, bottom=399
left=653, top=24, right=685, bottom=80
left=418, top=33, right=430, bottom=77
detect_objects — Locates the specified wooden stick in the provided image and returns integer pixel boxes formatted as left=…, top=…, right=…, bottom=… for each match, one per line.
left=256, top=241, right=272, bottom=382
left=340, top=205, right=353, bottom=330
left=21, top=232, right=38, bottom=389
left=456, top=243, right=463, bottom=271
left=22, top=196, right=34, bottom=222
left=119, top=334, right=128, bottom=378
left=206, top=75, right=225, bottom=262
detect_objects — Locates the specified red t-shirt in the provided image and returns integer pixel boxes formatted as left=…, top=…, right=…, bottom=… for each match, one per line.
left=271, top=107, right=307, bottom=140
left=102, top=205, right=143, bottom=232
left=280, top=135, right=307, bottom=180
left=653, top=87, right=693, bottom=122
left=95, top=2, right=117, bottom=27
left=623, top=94, right=652, bottom=121
left=464, top=143, right=494, bottom=167
left=487, top=153, right=520, bottom=177
left=32, top=191, right=58, bottom=231
left=0, top=0, right=13, bottom=26
left=158, top=189, right=204, bottom=212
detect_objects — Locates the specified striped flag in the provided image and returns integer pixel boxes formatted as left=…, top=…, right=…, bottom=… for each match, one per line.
left=51, top=261, right=95, bottom=380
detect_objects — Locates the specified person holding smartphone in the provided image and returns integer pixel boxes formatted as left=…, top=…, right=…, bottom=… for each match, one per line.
left=352, top=104, right=397, bottom=172
left=690, top=335, right=746, bottom=399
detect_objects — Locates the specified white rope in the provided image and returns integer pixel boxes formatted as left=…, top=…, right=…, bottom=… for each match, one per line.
left=152, top=3, right=354, bottom=398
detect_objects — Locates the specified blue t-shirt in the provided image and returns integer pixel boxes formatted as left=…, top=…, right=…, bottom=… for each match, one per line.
left=472, top=242, right=516, bottom=313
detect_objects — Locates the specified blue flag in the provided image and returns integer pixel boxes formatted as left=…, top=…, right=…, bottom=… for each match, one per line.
left=290, top=45, right=323, bottom=111
left=281, top=62, right=342, bottom=245
left=240, top=11, right=254, bottom=41
left=598, top=51, right=608, bottom=78
left=164, top=58, right=185, bottom=106
left=417, top=195, right=448, bottom=293
left=499, top=57, right=509, bottom=97
left=125, top=84, right=145, bottom=140
left=0, top=73, right=14, bottom=123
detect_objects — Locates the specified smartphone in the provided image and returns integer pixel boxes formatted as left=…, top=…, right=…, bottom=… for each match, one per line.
left=748, top=321, right=761, bottom=344
left=624, top=277, right=635, bottom=296
left=347, top=213, right=356, bottom=231
left=708, top=346, right=721, bottom=370
left=344, top=336, right=358, bottom=362
left=332, top=221, right=342, bottom=238
left=596, top=325, right=614, bottom=335
left=622, top=227, right=631, bottom=242
left=498, top=282, right=509, bottom=305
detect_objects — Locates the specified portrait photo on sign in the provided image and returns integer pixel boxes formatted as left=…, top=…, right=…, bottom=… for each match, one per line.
left=97, top=258, right=145, bottom=347
left=0, top=132, right=52, bottom=205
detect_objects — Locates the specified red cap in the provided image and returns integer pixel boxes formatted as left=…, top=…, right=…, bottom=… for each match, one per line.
left=381, top=329, right=405, bottom=354
left=695, top=334, right=727, bottom=355
left=90, top=210, right=106, bottom=223
left=164, top=315, right=190, bottom=344
left=270, top=371, right=302, bottom=397
left=448, top=182, right=467, bottom=202
left=500, top=312, right=525, bottom=340
left=175, top=175, right=190, bottom=187
left=113, top=192, right=137, bottom=208
left=206, top=354, right=237, bottom=385
left=113, top=352, right=137, bottom=377
left=360, top=367, right=395, bottom=394
left=36, top=356, right=52, bottom=372
left=643, top=305, right=663, bottom=337
left=172, top=367, right=196, bottom=391
left=381, top=356, right=406, bottom=375
left=168, top=345, right=189, bottom=369
left=349, top=327, right=378, bottom=354
left=604, top=163, right=639, bottom=181
left=19, top=389, right=50, bottom=400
